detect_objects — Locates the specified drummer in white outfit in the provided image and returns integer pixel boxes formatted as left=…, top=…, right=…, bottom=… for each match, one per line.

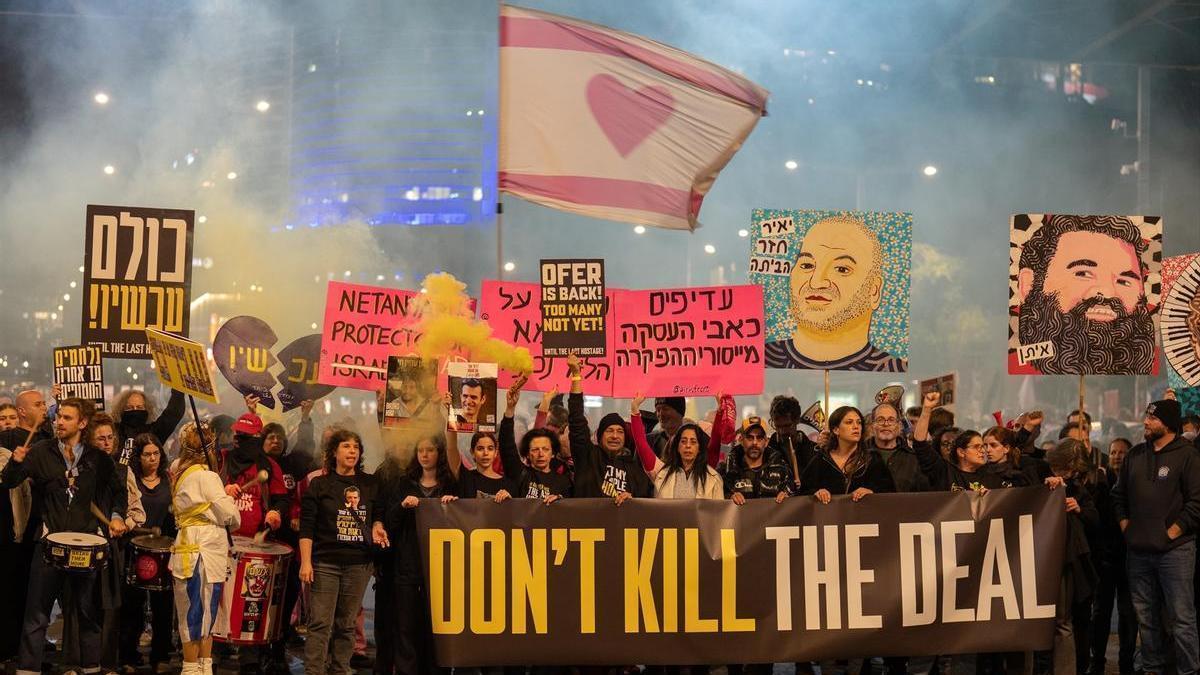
left=170, top=421, right=240, bottom=675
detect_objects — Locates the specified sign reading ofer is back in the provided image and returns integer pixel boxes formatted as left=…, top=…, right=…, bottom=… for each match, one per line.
left=418, top=488, right=1066, bottom=666
left=82, top=204, right=195, bottom=358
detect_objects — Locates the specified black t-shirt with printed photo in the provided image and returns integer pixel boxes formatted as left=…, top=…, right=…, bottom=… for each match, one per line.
left=299, top=471, right=379, bottom=565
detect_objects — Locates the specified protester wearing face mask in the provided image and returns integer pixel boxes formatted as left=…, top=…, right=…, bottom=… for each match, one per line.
left=111, top=388, right=186, bottom=466
left=1182, top=414, right=1200, bottom=445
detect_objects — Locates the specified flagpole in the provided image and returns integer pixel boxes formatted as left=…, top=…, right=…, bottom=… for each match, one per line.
left=495, top=0, right=503, bottom=280
left=496, top=201, right=504, bottom=278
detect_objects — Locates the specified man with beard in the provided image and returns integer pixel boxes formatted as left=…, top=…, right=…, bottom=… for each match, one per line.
left=766, top=214, right=905, bottom=371
left=722, top=416, right=791, bottom=504
left=1112, top=400, right=1200, bottom=675
left=1012, top=214, right=1156, bottom=374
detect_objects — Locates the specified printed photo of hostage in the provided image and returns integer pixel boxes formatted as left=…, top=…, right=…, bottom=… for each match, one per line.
left=446, top=362, right=499, bottom=433
left=382, top=356, right=439, bottom=429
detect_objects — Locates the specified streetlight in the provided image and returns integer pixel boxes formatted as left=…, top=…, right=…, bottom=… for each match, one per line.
left=634, top=225, right=646, bottom=234
left=503, top=261, right=516, bottom=272
left=922, top=165, right=938, bottom=177
left=785, top=160, right=798, bottom=171
left=703, top=244, right=716, bottom=254
left=94, top=92, right=110, bottom=105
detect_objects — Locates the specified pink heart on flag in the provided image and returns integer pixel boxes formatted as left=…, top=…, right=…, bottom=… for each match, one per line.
left=586, top=74, right=675, bottom=157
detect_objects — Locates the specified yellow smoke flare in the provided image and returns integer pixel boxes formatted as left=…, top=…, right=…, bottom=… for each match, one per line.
left=415, top=272, right=533, bottom=374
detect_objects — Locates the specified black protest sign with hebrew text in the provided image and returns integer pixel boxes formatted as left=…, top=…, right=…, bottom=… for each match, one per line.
left=82, top=204, right=195, bottom=359
left=52, top=345, right=105, bottom=408
left=540, top=259, right=606, bottom=357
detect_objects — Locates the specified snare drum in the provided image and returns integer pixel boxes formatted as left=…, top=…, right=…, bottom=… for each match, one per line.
left=43, top=532, right=108, bottom=572
left=213, top=536, right=293, bottom=646
left=126, top=535, right=174, bottom=591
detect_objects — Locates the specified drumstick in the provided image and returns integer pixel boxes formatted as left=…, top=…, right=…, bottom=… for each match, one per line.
left=236, top=469, right=270, bottom=490
left=89, top=501, right=111, bottom=527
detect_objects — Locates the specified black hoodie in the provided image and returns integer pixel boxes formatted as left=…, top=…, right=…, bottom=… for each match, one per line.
left=116, top=389, right=186, bottom=465
left=568, top=393, right=652, bottom=499
left=1112, top=435, right=1200, bottom=553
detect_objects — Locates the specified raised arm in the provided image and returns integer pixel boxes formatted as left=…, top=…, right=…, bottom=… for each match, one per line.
left=535, top=385, right=558, bottom=430
left=151, top=389, right=186, bottom=443
left=499, top=375, right=528, bottom=479
left=630, top=395, right=663, bottom=475
left=442, top=391, right=461, bottom=479
left=708, top=393, right=734, bottom=469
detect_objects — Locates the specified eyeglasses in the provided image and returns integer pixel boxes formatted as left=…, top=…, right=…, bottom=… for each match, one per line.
left=874, top=417, right=899, bottom=426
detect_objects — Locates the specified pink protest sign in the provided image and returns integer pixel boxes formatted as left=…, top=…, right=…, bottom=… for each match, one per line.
left=317, top=281, right=426, bottom=391
left=610, top=285, right=765, bottom=397
left=480, top=280, right=615, bottom=396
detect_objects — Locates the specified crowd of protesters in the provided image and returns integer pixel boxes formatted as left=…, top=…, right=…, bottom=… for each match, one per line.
left=0, top=353, right=1198, bottom=675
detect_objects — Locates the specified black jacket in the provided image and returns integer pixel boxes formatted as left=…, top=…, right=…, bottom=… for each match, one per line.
left=720, top=444, right=794, bottom=499
left=800, top=448, right=896, bottom=496
left=117, top=389, right=186, bottom=464
left=568, top=393, right=652, bottom=499
left=499, top=417, right=573, bottom=499
left=865, top=436, right=930, bottom=493
left=767, top=432, right=816, bottom=490
left=1, top=438, right=127, bottom=536
left=1112, top=435, right=1200, bottom=553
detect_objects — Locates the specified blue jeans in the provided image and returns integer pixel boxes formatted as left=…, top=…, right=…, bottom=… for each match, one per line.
left=1128, top=540, right=1199, bottom=675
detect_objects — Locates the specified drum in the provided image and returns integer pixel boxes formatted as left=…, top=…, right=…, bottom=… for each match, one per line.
left=43, top=532, right=108, bottom=572
left=126, top=534, right=174, bottom=591
left=213, top=536, right=293, bottom=646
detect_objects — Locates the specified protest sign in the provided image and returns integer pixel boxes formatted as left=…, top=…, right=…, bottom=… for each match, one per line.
left=213, top=316, right=333, bottom=412
left=144, top=328, right=218, bottom=404
left=611, top=285, right=764, bottom=397
left=52, top=345, right=104, bottom=408
left=920, top=373, right=957, bottom=412
left=540, top=259, right=606, bottom=357
left=419, top=488, right=1065, bottom=666
left=750, top=208, right=911, bottom=372
left=480, top=280, right=615, bottom=395
left=383, top=356, right=440, bottom=428
left=1008, top=214, right=1162, bottom=375
left=318, top=282, right=426, bottom=391
left=82, top=204, right=194, bottom=358
left=447, top=362, right=498, bottom=433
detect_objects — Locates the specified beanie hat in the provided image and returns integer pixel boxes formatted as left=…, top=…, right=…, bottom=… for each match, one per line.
left=1146, top=399, right=1183, bottom=434
left=654, top=397, right=686, bottom=417
left=233, top=413, right=263, bottom=437
left=595, top=412, right=627, bottom=446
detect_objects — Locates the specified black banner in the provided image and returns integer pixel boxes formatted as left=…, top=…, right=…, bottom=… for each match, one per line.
left=82, top=204, right=195, bottom=358
left=52, top=345, right=104, bottom=408
left=540, top=259, right=606, bottom=357
left=418, top=489, right=1066, bottom=666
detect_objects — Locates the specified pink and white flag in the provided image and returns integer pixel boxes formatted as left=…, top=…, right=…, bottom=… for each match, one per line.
left=499, top=4, right=769, bottom=231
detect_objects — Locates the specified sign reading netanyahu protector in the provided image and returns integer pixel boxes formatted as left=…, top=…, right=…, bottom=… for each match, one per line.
left=540, top=259, right=606, bottom=357
left=82, top=204, right=195, bottom=358
left=418, top=488, right=1065, bottom=666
